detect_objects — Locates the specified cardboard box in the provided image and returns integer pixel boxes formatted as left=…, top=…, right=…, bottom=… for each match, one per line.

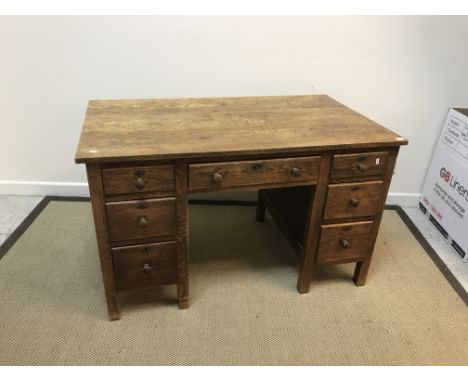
left=419, top=108, right=468, bottom=261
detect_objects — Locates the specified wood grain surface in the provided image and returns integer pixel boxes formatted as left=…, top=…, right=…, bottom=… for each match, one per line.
left=112, top=241, right=178, bottom=291
left=86, top=164, right=121, bottom=320
left=316, top=221, right=373, bottom=263
left=106, top=197, right=176, bottom=243
left=323, top=180, right=384, bottom=220
left=75, top=95, right=407, bottom=163
left=101, top=164, right=174, bottom=195
left=189, top=156, right=320, bottom=191
left=330, top=151, right=388, bottom=180
left=174, top=160, right=189, bottom=309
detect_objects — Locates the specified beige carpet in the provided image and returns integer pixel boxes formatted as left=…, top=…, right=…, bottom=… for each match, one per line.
left=0, top=201, right=467, bottom=365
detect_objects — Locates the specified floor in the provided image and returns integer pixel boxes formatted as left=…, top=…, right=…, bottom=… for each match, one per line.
left=0, top=195, right=466, bottom=294
left=403, top=206, right=468, bottom=292
left=2, top=202, right=467, bottom=365
left=0, top=195, right=44, bottom=246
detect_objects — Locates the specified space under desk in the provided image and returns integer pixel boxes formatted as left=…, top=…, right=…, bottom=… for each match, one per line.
left=75, top=95, right=408, bottom=320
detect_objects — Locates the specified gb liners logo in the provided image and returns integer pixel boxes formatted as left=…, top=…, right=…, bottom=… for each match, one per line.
left=440, top=167, right=468, bottom=202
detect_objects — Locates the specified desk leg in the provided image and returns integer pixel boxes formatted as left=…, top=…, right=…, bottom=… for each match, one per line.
left=86, top=164, right=121, bottom=320
left=297, top=153, right=332, bottom=293
left=175, top=160, right=189, bottom=309
left=354, top=148, right=399, bottom=286
left=255, top=190, right=266, bottom=222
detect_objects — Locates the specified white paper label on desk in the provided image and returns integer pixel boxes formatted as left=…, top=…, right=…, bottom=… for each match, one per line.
left=376, top=158, right=380, bottom=165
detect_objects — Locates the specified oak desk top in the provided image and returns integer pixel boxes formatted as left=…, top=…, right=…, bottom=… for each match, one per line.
left=75, top=95, right=407, bottom=164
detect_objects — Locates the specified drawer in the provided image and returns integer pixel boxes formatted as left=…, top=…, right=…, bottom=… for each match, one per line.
left=106, top=197, right=176, bottom=243
left=324, top=181, right=383, bottom=220
left=330, top=152, right=388, bottom=180
left=317, top=221, right=373, bottom=263
left=101, top=164, right=174, bottom=195
left=112, top=241, right=178, bottom=290
left=189, top=156, right=321, bottom=191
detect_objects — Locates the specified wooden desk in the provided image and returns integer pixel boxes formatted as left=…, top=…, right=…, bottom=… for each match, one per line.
left=75, top=95, right=408, bottom=320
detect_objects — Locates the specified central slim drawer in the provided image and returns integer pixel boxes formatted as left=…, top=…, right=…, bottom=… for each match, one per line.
left=188, top=156, right=321, bottom=191
left=106, top=197, right=176, bottom=243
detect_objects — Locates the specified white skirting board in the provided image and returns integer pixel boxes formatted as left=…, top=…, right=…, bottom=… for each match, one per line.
left=0, top=180, right=421, bottom=207
left=0, top=181, right=90, bottom=197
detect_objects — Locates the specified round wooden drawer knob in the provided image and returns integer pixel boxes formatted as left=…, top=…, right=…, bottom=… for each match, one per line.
left=340, top=239, right=350, bottom=249
left=138, top=216, right=148, bottom=227
left=213, top=172, right=223, bottom=183
left=291, top=167, right=302, bottom=177
left=135, top=177, right=145, bottom=189
left=142, top=263, right=153, bottom=273
left=349, top=197, right=360, bottom=207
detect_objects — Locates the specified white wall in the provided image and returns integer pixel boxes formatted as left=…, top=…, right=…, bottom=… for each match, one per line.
left=1, top=16, right=468, bottom=205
